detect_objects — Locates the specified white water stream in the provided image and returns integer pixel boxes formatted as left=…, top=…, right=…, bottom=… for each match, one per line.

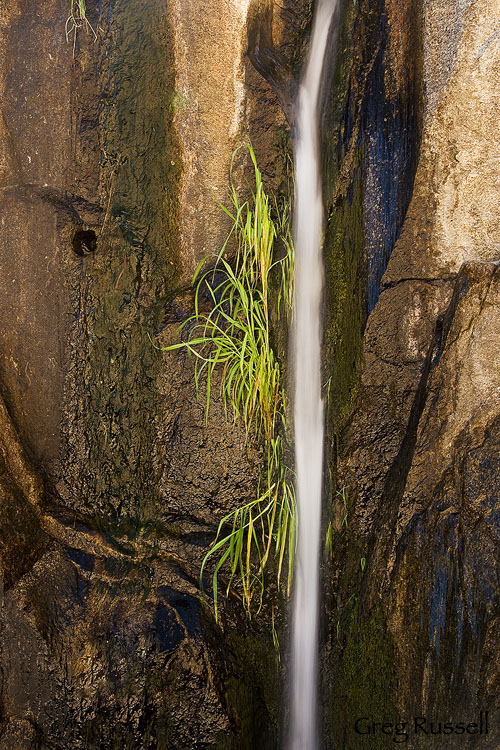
left=289, top=1, right=337, bottom=748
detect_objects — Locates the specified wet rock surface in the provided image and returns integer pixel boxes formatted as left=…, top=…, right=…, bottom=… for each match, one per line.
left=0, top=388, right=278, bottom=748
left=325, top=0, right=500, bottom=748
left=0, top=0, right=306, bottom=747
left=2, top=0, right=500, bottom=747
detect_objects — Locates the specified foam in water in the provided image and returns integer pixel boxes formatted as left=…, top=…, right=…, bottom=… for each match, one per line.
left=289, top=1, right=337, bottom=748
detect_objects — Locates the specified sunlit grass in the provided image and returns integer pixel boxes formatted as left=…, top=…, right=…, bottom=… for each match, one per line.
left=160, top=144, right=296, bottom=618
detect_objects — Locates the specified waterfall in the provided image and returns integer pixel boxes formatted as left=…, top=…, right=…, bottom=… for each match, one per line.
left=289, top=1, right=337, bottom=748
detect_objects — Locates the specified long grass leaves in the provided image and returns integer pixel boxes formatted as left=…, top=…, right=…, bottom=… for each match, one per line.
left=160, top=144, right=296, bottom=618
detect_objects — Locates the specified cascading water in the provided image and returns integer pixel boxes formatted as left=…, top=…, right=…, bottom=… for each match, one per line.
left=289, top=1, right=337, bottom=748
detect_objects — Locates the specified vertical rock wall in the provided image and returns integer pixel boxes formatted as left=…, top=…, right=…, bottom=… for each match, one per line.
left=325, top=0, right=500, bottom=747
left=4, top=0, right=497, bottom=745
left=0, top=0, right=309, bottom=747
left=169, top=0, right=252, bottom=275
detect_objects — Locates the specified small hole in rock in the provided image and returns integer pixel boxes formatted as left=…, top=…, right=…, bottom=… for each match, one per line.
left=73, top=230, right=97, bottom=257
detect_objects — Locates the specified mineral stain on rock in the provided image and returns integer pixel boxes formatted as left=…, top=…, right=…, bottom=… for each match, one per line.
left=1, top=0, right=500, bottom=747
left=0, top=0, right=303, bottom=746
left=324, top=1, right=500, bottom=748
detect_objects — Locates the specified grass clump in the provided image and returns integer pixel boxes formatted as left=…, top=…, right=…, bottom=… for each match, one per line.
left=66, top=0, right=97, bottom=55
left=161, top=144, right=295, bottom=618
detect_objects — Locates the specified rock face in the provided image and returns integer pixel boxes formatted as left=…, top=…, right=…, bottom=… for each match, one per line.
left=169, top=0, right=311, bottom=278
left=325, top=0, right=500, bottom=747
left=2, top=0, right=500, bottom=747
left=169, top=0, right=254, bottom=274
left=0, top=0, right=308, bottom=747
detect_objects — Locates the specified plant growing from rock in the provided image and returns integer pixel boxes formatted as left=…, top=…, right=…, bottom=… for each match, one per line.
left=66, top=0, right=97, bottom=55
left=162, top=144, right=296, bottom=618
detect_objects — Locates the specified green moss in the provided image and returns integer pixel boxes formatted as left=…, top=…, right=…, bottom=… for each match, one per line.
left=164, top=523, right=184, bottom=538
left=101, top=0, right=181, bottom=286
left=321, top=2, right=403, bottom=745
left=224, top=676, right=258, bottom=749
left=222, top=629, right=281, bottom=750
left=323, top=163, right=366, bottom=436
left=71, top=0, right=182, bottom=522
left=322, top=0, right=367, bottom=445
left=339, top=605, right=397, bottom=750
